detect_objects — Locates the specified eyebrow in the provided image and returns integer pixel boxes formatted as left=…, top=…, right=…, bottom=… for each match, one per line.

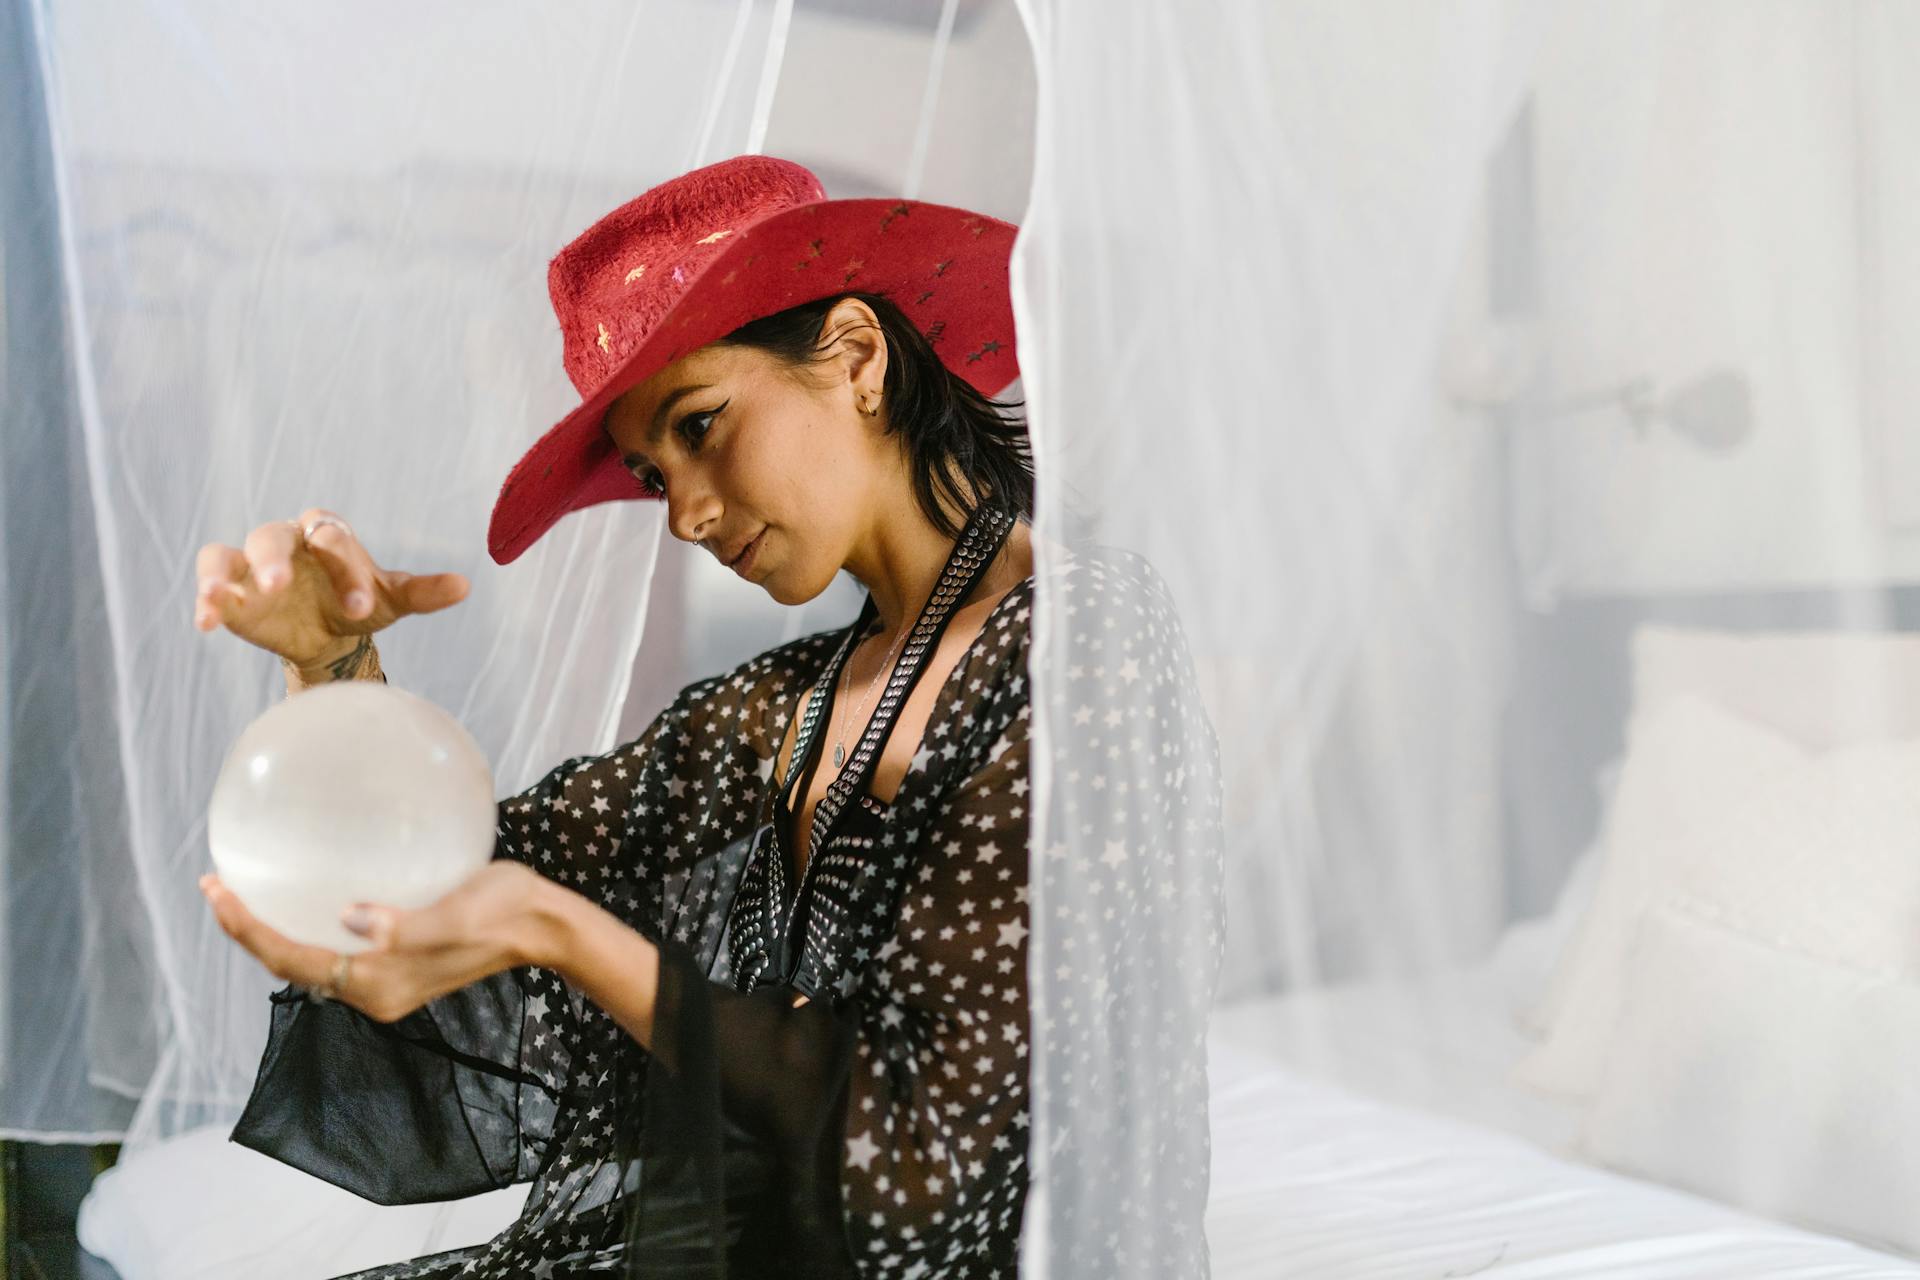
left=614, top=383, right=712, bottom=468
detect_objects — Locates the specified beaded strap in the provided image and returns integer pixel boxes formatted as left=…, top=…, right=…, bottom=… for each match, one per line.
left=764, top=503, right=1016, bottom=948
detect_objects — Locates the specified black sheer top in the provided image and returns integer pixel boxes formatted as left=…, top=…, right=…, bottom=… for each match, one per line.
left=226, top=511, right=1220, bottom=1279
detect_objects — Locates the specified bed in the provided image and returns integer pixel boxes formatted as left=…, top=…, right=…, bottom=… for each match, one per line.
left=78, top=622, right=1920, bottom=1277
left=76, top=931, right=1920, bottom=1279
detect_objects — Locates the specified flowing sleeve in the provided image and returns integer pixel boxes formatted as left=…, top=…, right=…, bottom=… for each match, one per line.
left=226, top=709, right=676, bottom=1206
left=641, top=619, right=1037, bottom=1278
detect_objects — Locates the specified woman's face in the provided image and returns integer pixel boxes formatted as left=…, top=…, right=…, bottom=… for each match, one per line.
left=601, top=312, right=892, bottom=606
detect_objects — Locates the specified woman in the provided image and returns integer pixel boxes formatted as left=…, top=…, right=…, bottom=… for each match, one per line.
left=195, top=155, right=1221, bottom=1279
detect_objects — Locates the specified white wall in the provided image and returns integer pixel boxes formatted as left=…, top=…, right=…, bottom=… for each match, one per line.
left=1511, top=0, right=1920, bottom=598
left=763, top=0, right=1033, bottom=216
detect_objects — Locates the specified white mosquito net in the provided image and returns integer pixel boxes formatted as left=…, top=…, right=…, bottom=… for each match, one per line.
left=5, top=0, right=1919, bottom=1275
left=1015, top=1, right=1920, bottom=1272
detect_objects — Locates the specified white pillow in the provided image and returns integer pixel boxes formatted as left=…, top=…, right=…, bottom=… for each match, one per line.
left=1581, top=901, right=1920, bottom=1258
left=1634, top=624, right=1920, bottom=752
left=1512, top=694, right=1920, bottom=1101
left=1524, top=624, right=1920, bottom=1037
left=76, top=1123, right=529, bottom=1280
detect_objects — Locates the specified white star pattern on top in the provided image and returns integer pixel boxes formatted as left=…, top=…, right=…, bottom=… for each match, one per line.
left=226, top=544, right=1222, bottom=1280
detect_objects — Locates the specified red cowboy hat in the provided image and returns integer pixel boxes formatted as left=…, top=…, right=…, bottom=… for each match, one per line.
left=486, top=154, right=1021, bottom=565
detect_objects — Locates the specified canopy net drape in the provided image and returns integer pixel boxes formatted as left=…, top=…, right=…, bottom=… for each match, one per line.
left=1016, top=0, right=1920, bottom=1272
left=5, top=0, right=1918, bottom=1275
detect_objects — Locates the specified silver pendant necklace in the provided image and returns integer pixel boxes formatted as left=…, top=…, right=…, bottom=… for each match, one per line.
left=830, top=617, right=907, bottom=768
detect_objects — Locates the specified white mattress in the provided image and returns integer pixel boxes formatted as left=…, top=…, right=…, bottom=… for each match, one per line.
left=1204, top=946, right=1920, bottom=1278
left=1206, top=915, right=1585, bottom=1156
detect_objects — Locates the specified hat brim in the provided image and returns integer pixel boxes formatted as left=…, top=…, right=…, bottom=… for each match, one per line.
left=487, top=196, right=1020, bottom=566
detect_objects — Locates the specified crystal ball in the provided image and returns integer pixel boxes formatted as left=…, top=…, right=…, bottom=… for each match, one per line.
left=207, top=681, right=496, bottom=953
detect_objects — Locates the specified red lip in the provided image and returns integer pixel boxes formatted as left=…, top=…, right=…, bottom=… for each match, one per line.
left=726, top=529, right=764, bottom=577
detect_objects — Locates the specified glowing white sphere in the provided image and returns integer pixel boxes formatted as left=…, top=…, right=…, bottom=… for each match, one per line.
left=207, top=681, right=496, bottom=953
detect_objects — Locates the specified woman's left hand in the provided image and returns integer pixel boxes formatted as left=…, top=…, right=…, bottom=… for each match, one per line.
left=200, top=861, right=561, bottom=1023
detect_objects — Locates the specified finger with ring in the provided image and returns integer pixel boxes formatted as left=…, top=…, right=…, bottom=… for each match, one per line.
left=302, top=515, right=354, bottom=543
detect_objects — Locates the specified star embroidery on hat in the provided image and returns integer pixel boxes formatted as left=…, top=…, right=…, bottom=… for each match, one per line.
left=623, top=264, right=647, bottom=283
left=596, top=323, right=612, bottom=354
left=964, top=338, right=1004, bottom=364
left=695, top=228, right=733, bottom=245
left=841, top=258, right=865, bottom=285
left=932, top=258, right=953, bottom=276
left=916, top=289, right=935, bottom=305
left=879, top=201, right=911, bottom=231
left=793, top=237, right=826, bottom=271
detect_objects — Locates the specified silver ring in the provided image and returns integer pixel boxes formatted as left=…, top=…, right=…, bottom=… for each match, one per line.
left=301, top=516, right=354, bottom=543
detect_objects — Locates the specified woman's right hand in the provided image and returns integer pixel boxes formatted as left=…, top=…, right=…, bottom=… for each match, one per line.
left=192, top=509, right=470, bottom=671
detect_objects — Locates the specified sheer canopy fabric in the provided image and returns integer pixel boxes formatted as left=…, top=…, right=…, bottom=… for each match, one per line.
left=1012, top=0, right=1920, bottom=1271
left=2, top=0, right=804, bottom=1149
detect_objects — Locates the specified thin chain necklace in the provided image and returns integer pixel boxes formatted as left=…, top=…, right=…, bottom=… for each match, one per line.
left=826, top=549, right=1014, bottom=770
left=829, top=617, right=908, bottom=769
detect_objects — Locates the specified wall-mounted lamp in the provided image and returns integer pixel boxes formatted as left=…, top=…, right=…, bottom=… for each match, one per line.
left=1532, top=367, right=1754, bottom=453
left=1442, top=317, right=1753, bottom=455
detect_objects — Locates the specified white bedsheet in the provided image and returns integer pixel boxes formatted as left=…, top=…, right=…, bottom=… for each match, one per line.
left=1205, top=950, right=1920, bottom=1278
left=1206, top=1043, right=1920, bottom=1279
left=1206, top=928, right=1582, bottom=1157
left=76, top=1123, right=527, bottom=1280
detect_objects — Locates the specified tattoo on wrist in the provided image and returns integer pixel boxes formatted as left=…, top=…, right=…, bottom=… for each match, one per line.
left=322, top=634, right=375, bottom=683
left=287, top=634, right=384, bottom=687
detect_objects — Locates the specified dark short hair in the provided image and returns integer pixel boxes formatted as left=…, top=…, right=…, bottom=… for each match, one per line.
left=719, top=291, right=1032, bottom=539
